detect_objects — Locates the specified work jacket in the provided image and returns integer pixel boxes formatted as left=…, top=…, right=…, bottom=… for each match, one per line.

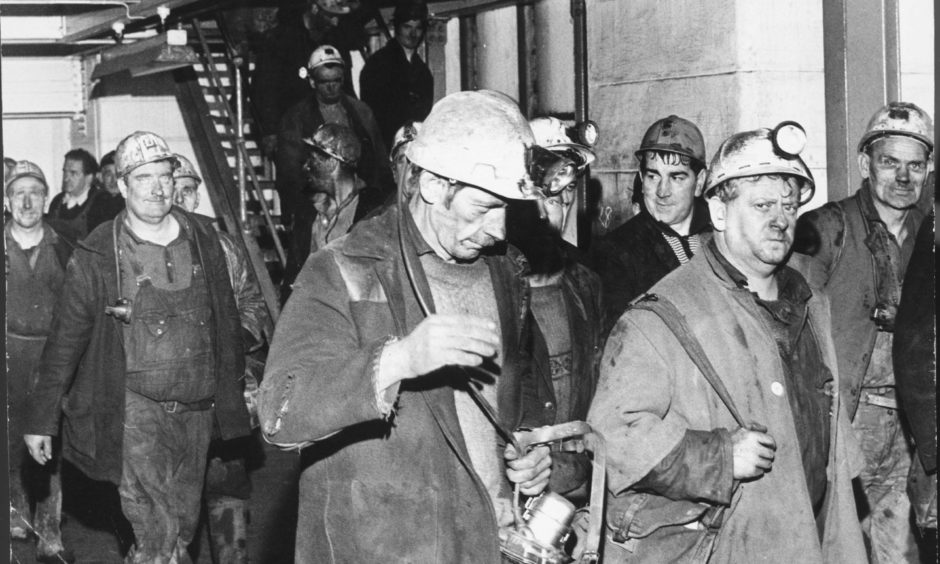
left=893, top=213, right=936, bottom=471
left=258, top=204, right=543, bottom=564
left=793, top=182, right=925, bottom=418
left=592, top=200, right=712, bottom=335
left=25, top=209, right=250, bottom=485
left=359, top=39, right=434, bottom=147
left=275, top=93, right=391, bottom=211
left=588, top=244, right=866, bottom=563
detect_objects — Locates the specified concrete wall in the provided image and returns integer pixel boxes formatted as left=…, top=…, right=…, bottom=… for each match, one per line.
left=899, top=0, right=934, bottom=118
left=477, top=6, right=520, bottom=98
left=587, top=0, right=829, bottom=237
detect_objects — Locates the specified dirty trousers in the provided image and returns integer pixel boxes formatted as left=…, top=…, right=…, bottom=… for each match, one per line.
left=119, top=390, right=213, bottom=563
left=853, top=401, right=919, bottom=563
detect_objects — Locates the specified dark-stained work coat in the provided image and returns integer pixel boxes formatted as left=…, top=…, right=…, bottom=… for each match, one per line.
left=893, top=212, right=936, bottom=471
left=793, top=182, right=925, bottom=418
left=258, top=204, right=544, bottom=564
left=592, top=200, right=712, bottom=335
left=25, top=209, right=251, bottom=485
left=588, top=246, right=866, bottom=563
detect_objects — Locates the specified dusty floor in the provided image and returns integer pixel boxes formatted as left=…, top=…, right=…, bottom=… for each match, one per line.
left=11, top=432, right=299, bottom=564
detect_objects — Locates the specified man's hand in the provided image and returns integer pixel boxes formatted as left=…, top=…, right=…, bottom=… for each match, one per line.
left=731, top=426, right=776, bottom=480
left=504, top=443, right=552, bottom=496
left=24, top=434, right=53, bottom=465
left=379, top=314, right=500, bottom=389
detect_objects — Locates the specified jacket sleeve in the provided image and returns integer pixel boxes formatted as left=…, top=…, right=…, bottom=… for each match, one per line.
left=587, top=309, right=727, bottom=500
left=25, top=254, right=97, bottom=435
left=632, top=428, right=735, bottom=504
left=217, top=230, right=269, bottom=349
left=257, top=249, right=393, bottom=449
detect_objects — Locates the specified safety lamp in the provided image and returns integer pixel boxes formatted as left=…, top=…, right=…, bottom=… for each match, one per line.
left=573, top=120, right=599, bottom=148
left=771, top=121, right=807, bottom=157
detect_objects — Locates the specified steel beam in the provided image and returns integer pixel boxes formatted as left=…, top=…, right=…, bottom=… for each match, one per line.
left=60, top=0, right=200, bottom=42
left=822, top=0, right=900, bottom=201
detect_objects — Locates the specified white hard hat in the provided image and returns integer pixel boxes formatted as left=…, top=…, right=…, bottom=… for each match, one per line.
left=405, top=90, right=537, bottom=200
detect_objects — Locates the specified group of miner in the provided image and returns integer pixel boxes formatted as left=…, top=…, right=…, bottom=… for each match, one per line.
left=4, top=2, right=936, bottom=564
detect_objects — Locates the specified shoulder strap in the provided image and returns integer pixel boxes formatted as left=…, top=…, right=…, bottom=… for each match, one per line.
left=631, top=294, right=747, bottom=428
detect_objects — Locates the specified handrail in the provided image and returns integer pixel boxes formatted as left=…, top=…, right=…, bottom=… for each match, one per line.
left=191, top=18, right=286, bottom=268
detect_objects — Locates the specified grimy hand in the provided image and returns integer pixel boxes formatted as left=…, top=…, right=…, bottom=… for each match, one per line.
left=504, top=443, right=552, bottom=496
left=380, top=314, right=500, bottom=388
left=24, top=434, right=53, bottom=466
left=731, top=425, right=776, bottom=480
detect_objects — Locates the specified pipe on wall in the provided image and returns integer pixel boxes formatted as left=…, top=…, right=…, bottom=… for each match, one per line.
left=571, top=0, right=590, bottom=249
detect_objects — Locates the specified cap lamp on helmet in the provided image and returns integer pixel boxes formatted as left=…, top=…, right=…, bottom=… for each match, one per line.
left=704, top=121, right=816, bottom=206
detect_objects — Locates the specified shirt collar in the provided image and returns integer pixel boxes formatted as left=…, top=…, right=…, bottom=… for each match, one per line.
left=401, top=203, right=435, bottom=256
left=64, top=186, right=91, bottom=208
left=705, top=236, right=812, bottom=307
left=644, top=197, right=712, bottom=238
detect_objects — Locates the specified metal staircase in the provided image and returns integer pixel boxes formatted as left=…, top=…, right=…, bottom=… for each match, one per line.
left=172, top=15, right=285, bottom=337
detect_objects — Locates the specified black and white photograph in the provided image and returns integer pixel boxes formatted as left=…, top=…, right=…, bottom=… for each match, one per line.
left=1, top=0, right=935, bottom=562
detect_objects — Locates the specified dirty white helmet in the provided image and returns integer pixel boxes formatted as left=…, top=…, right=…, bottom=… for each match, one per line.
left=173, top=155, right=202, bottom=185
left=529, top=116, right=596, bottom=168
left=4, top=160, right=47, bottom=192
left=307, top=45, right=344, bottom=71
left=315, top=0, right=352, bottom=15
left=405, top=90, right=536, bottom=200
left=704, top=122, right=815, bottom=205
left=858, top=101, right=934, bottom=153
left=114, top=131, right=178, bottom=178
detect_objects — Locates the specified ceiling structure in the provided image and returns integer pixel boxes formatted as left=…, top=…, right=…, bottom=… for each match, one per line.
left=0, top=0, right=523, bottom=58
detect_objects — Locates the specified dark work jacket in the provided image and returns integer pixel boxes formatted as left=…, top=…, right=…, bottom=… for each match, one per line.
left=275, top=93, right=391, bottom=212
left=4, top=221, right=75, bottom=336
left=793, top=183, right=925, bottom=418
left=530, top=242, right=604, bottom=497
left=258, top=204, right=543, bottom=563
left=592, top=200, right=712, bottom=335
left=893, top=213, right=936, bottom=472
left=25, top=209, right=250, bottom=485
left=359, top=39, right=434, bottom=148
left=46, top=186, right=121, bottom=244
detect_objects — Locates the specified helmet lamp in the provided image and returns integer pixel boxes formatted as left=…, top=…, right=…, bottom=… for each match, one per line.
left=771, top=121, right=807, bottom=157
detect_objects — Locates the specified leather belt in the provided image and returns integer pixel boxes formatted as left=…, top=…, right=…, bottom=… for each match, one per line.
left=159, top=398, right=215, bottom=414
left=859, top=388, right=898, bottom=410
